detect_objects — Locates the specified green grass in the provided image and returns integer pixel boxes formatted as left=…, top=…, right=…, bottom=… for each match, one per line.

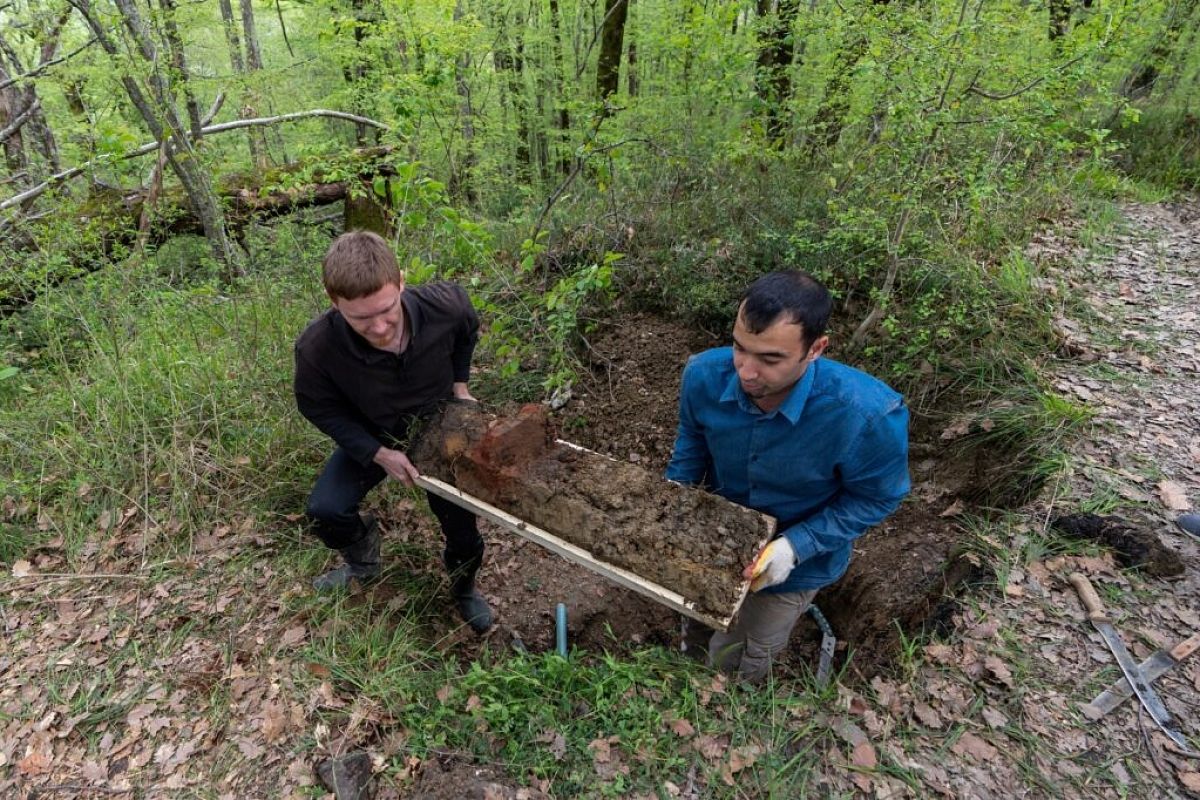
left=1072, top=194, right=1126, bottom=255
left=2, top=141, right=1175, bottom=796
left=300, top=631, right=836, bottom=796
left=1077, top=485, right=1124, bottom=516
left=276, top=560, right=842, bottom=796
left=0, top=236, right=326, bottom=564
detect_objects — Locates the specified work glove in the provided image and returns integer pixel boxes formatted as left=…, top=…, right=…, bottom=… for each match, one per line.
left=747, top=537, right=797, bottom=592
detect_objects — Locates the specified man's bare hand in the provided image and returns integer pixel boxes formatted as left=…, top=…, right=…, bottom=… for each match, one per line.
left=373, top=446, right=420, bottom=486
left=452, top=381, right=477, bottom=402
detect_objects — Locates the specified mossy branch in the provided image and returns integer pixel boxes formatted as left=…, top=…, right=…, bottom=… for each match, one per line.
left=0, top=109, right=389, bottom=214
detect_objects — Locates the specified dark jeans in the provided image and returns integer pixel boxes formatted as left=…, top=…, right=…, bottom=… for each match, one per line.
left=305, top=447, right=482, bottom=562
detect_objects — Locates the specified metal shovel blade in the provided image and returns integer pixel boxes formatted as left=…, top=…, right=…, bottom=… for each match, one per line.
left=807, top=604, right=836, bottom=689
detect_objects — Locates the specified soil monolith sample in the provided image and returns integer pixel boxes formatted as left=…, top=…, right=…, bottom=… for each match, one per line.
left=410, top=402, right=774, bottom=624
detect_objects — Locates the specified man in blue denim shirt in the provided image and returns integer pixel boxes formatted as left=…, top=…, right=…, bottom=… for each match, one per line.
left=667, top=271, right=910, bottom=682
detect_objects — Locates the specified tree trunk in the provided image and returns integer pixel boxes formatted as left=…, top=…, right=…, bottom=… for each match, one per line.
left=275, top=0, right=296, bottom=57
left=0, top=21, right=67, bottom=181
left=28, top=17, right=65, bottom=172
left=451, top=0, right=477, bottom=204
left=548, top=0, right=572, bottom=175
left=1048, top=0, right=1070, bottom=43
left=1119, top=0, right=1199, bottom=98
left=596, top=0, right=629, bottom=103
left=218, top=0, right=245, bottom=75
left=2, top=109, right=390, bottom=213
left=807, top=0, right=895, bottom=154
left=64, top=81, right=87, bottom=117
left=0, top=38, right=26, bottom=177
left=808, top=43, right=860, bottom=151
left=71, top=0, right=245, bottom=278
left=626, top=0, right=638, bottom=96
left=5, top=148, right=397, bottom=308
left=755, top=0, right=800, bottom=144
left=24, top=104, right=58, bottom=174
left=344, top=0, right=384, bottom=147
left=0, top=80, right=28, bottom=178
left=239, top=0, right=273, bottom=166
left=493, top=9, right=531, bottom=180
left=159, top=0, right=204, bottom=141
left=218, top=0, right=254, bottom=162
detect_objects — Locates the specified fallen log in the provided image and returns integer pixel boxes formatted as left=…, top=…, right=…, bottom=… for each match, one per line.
left=0, top=108, right=389, bottom=213
left=0, top=146, right=395, bottom=309
left=410, top=402, right=775, bottom=629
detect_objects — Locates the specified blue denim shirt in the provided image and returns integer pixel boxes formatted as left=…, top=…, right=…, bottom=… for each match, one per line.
left=666, top=349, right=910, bottom=593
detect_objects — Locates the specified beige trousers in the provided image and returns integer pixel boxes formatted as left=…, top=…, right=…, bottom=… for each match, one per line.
left=707, top=588, right=819, bottom=683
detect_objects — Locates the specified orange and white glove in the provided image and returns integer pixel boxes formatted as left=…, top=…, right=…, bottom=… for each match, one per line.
left=746, top=537, right=797, bottom=592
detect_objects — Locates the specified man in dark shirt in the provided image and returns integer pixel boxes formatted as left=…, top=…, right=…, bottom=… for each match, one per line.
left=293, top=230, right=493, bottom=633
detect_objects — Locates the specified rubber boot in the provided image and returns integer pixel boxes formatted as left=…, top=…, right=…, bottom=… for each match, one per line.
left=313, top=515, right=381, bottom=591
left=446, top=548, right=493, bottom=633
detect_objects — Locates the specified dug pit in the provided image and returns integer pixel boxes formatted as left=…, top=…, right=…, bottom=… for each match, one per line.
left=488, top=312, right=979, bottom=676
left=380, top=312, right=1004, bottom=677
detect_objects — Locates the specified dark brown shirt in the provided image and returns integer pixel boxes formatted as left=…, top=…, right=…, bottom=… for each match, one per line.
left=294, top=281, right=479, bottom=465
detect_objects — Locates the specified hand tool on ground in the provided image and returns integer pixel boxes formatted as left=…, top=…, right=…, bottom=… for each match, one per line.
left=1085, top=632, right=1200, bottom=719
left=807, top=604, right=836, bottom=689
left=1069, top=573, right=1194, bottom=752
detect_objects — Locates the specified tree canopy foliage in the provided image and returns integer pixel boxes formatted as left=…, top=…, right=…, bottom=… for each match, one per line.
left=1, top=0, right=1198, bottom=366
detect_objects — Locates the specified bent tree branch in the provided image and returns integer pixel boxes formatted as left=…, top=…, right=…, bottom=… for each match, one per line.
left=0, top=38, right=96, bottom=92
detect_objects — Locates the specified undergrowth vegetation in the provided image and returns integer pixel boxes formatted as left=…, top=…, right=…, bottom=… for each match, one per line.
left=291, top=581, right=844, bottom=797
left=2, top=0, right=1199, bottom=793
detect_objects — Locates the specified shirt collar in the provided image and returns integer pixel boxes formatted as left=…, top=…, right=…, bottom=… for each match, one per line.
left=400, top=288, right=422, bottom=341
left=719, top=356, right=819, bottom=424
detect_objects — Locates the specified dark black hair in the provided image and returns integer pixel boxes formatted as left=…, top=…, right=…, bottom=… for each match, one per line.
left=738, top=271, right=832, bottom=345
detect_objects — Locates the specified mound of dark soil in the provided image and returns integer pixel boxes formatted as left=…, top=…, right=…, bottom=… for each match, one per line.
left=1050, top=513, right=1184, bottom=577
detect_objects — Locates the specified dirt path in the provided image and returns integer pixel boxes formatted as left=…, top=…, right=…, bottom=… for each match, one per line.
left=860, top=201, right=1200, bottom=799
left=2, top=201, right=1198, bottom=798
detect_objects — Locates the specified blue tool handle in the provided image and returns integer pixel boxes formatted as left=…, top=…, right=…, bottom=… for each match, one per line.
left=555, top=603, right=568, bottom=657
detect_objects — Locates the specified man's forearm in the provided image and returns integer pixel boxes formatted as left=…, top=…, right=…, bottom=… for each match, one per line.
left=782, top=491, right=904, bottom=564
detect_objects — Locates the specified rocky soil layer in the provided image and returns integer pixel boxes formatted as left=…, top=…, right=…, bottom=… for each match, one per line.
left=411, top=401, right=774, bottom=624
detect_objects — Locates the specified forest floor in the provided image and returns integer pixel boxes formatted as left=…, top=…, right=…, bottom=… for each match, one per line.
left=2, top=199, right=1199, bottom=798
